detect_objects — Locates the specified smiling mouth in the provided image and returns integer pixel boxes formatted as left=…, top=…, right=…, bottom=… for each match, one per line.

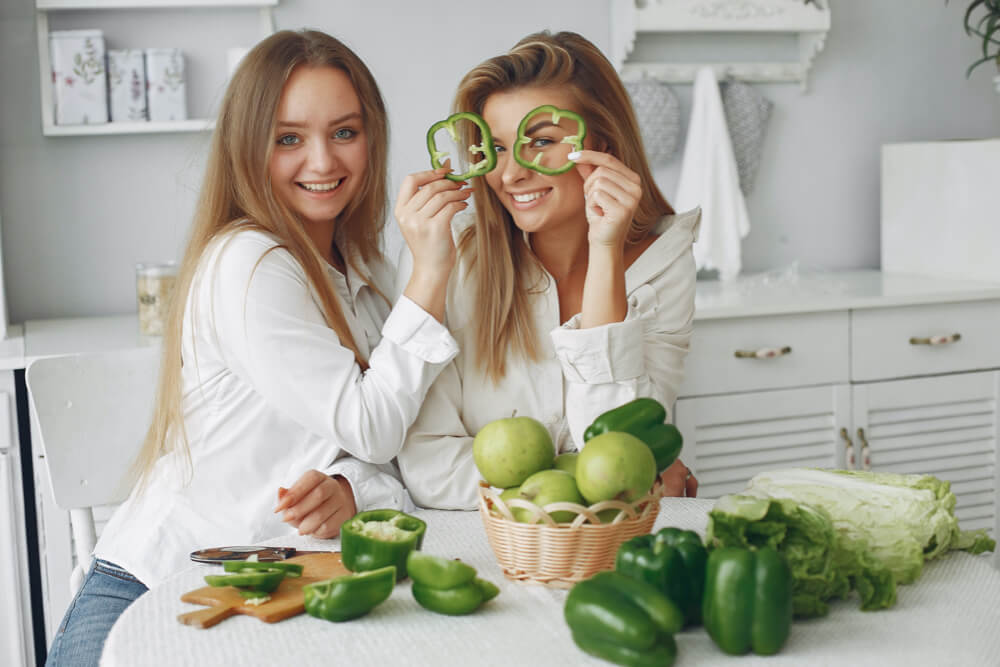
left=511, top=189, right=550, bottom=204
left=298, top=178, right=343, bottom=193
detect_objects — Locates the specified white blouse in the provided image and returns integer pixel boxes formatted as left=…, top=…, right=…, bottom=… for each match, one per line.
left=96, top=228, right=458, bottom=586
left=396, top=208, right=700, bottom=510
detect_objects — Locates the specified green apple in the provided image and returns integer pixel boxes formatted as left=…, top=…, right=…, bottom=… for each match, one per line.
left=575, top=431, right=657, bottom=505
left=512, top=469, right=584, bottom=523
left=553, top=452, right=578, bottom=476
left=473, top=416, right=555, bottom=488
left=493, top=486, right=521, bottom=517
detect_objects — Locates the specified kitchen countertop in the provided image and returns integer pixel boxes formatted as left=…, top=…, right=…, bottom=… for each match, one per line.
left=100, top=498, right=1000, bottom=667
left=693, top=270, right=1000, bottom=320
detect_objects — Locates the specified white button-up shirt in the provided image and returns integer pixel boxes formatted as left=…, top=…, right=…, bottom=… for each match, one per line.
left=97, top=228, right=458, bottom=586
left=396, top=208, right=700, bottom=510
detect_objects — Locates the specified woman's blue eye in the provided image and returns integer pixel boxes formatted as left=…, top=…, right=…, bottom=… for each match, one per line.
left=494, top=144, right=506, bottom=153
left=334, top=128, right=357, bottom=140
left=532, top=137, right=554, bottom=149
left=276, top=134, right=299, bottom=146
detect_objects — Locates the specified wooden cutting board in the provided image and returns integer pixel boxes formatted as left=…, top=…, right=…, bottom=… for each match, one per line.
left=178, top=552, right=349, bottom=628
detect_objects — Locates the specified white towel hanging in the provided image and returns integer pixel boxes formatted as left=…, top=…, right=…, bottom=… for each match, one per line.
left=674, top=67, right=750, bottom=281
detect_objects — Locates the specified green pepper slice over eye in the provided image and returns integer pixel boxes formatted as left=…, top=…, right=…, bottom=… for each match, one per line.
left=426, top=111, right=497, bottom=181
left=513, top=104, right=587, bottom=176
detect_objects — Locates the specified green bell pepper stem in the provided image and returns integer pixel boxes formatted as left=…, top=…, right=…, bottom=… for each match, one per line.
left=406, top=551, right=477, bottom=589
left=426, top=111, right=497, bottom=181
left=512, top=104, right=587, bottom=176
left=584, top=397, right=682, bottom=473
left=571, top=631, right=677, bottom=667
left=302, top=565, right=396, bottom=623
left=615, top=527, right=707, bottom=626
left=222, top=560, right=302, bottom=577
left=340, top=509, right=426, bottom=580
left=702, top=547, right=793, bottom=656
left=564, top=571, right=682, bottom=652
left=203, top=568, right=286, bottom=593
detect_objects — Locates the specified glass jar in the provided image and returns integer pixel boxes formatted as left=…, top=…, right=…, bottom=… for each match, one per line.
left=135, top=261, right=178, bottom=336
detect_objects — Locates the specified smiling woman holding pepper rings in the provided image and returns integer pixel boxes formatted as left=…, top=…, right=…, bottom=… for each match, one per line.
left=45, top=30, right=466, bottom=667
left=396, top=31, right=701, bottom=510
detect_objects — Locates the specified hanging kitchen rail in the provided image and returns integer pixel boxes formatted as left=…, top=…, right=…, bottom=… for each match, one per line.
left=611, top=0, right=832, bottom=91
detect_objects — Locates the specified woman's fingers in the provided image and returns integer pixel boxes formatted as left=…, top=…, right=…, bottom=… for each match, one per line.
left=659, top=459, right=696, bottom=497
left=395, top=166, right=453, bottom=210
left=405, top=178, right=468, bottom=216
left=273, top=469, right=325, bottom=514
left=571, top=150, right=641, bottom=185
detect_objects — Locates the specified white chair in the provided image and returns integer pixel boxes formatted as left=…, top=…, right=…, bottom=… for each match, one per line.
left=26, top=346, right=160, bottom=595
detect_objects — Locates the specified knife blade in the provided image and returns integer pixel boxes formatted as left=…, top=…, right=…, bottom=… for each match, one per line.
left=189, top=546, right=331, bottom=564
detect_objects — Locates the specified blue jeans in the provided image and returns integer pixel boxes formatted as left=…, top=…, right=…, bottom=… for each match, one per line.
left=45, top=559, right=148, bottom=667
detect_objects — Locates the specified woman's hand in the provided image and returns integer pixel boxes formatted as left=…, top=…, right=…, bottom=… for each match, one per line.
left=569, top=150, right=642, bottom=250
left=659, top=459, right=698, bottom=498
left=273, top=469, right=357, bottom=539
left=395, top=164, right=470, bottom=321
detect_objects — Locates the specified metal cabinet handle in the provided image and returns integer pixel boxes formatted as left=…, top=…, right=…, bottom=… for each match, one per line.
left=909, top=333, right=961, bottom=346
left=839, top=427, right=856, bottom=470
left=734, top=346, right=792, bottom=359
left=856, top=427, right=871, bottom=471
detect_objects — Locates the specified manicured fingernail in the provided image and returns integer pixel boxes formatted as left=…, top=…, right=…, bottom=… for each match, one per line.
left=567, top=151, right=582, bottom=160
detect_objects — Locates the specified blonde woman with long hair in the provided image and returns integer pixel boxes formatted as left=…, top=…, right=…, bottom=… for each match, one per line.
left=397, top=31, right=700, bottom=510
left=47, top=30, right=464, bottom=666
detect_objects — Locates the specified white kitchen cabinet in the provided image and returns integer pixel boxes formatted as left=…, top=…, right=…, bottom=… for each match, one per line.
left=675, top=271, right=1000, bottom=540
left=852, top=371, right=1000, bottom=533
left=34, top=0, right=277, bottom=136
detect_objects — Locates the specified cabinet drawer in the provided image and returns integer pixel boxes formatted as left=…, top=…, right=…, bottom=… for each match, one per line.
left=851, top=300, right=1000, bottom=382
left=679, top=311, right=849, bottom=396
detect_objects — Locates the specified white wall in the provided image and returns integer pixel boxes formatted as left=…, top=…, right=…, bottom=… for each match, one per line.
left=0, top=0, right=998, bottom=322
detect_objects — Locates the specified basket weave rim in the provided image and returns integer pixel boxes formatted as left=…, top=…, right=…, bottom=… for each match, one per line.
left=478, top=479, right=663, bottom=528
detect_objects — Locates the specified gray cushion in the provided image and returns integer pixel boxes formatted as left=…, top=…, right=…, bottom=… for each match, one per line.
left=625, top=78, right=682, bottom=167
left=719, top=80, right=773, bottom=195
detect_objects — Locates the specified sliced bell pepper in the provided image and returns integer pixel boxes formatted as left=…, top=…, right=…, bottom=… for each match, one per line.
left=222, top=560, right=303, bottom=577
left=426, top=111, right=497, bottom=181
left=584, top=397, right=682, bottom=473
left=513, top=104, right=587, bottom=175
left=406, top=551, right=477, bottom=589
left=564, top=570, right=682, bottom=665
left=615, top=526, right=707, bottom=626
left=302, top=565, right=396, bottom=623
left=406, top=551, right=499, bottom=615
left=702, top=547, right=793, bottom=656
left=203, top=568, right=286, bottom=593
left=340, top=509, right=426, bottom=580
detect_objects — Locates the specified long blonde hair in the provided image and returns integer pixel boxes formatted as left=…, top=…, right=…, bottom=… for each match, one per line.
left=454, top=31, right=674, bottom=382
left=135, top=30, right=389, bottom=485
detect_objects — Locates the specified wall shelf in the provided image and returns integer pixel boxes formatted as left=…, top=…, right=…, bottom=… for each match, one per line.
left=35, top=0, right=276, bottom=136
left=612, top=0, right=832, bottom=90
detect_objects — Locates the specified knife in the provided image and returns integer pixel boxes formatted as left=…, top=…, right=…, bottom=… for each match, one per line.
left=189, top=546, right=332, bottom=564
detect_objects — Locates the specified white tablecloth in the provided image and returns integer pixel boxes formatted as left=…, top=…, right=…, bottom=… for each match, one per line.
left=101, top=498, right=1000, bottom=666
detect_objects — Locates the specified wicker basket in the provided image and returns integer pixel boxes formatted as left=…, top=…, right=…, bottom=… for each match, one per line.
left=477, top=480, right=662, bottom=588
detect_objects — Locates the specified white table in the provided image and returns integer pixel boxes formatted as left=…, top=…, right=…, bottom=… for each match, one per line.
left=102, top=498, right=1000, bottom=666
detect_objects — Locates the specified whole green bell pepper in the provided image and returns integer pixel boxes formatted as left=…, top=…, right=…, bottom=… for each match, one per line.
left=702, top=547, right=793, bottom=656
left=302, top=565, right=396, bottom=623
left=615, top=526, right=707, bottom=626
left=513, top=104, right=587, bottom=175
left=340, top=509, right=426, bottom=580
left=584, top=397, right=682, bottom=473
left=564, top=570, right=682, bottom=666
left=406, top=551, right=499, bottom=615
left=426, top=111, right=497, bottom=181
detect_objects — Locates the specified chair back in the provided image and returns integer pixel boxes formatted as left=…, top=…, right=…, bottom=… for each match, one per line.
left=26, top=347, right=160, bottom=593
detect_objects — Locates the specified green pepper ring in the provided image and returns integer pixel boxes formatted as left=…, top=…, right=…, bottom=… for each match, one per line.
left=512, top=104, right=587, bottom=176
left=203, top=569, right=286, bottom=593
left=222, top=560, right=303, bottom=577
left=426, top=111, right=497, bottom=182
